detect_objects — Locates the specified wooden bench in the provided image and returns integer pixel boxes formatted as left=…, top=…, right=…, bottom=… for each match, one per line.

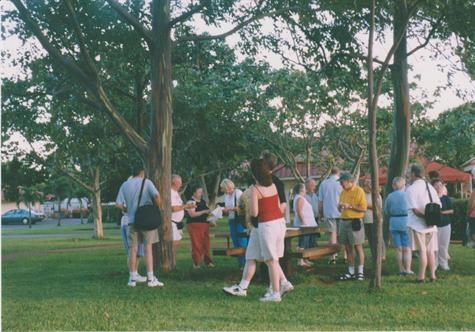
left=291, top=244, right=341, bottom=260
left=212, top=232, right=248, bottom=257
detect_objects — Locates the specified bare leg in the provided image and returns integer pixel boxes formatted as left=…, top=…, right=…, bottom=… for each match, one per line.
left=172, top=240, right=180, bottom=268
left=354, top=244, right=365, bottom=267
left=266, top=259, right=281, bottom=293
left=345, top=244, right=354, bottom=267
left=395, top=247, right=404, bottom=272
left=144, top=244, right=153, bottom=273
left=129, top=246, right=138, bottom=272
left=403, top=247, right=412, bottom=272
left=418, top=247, right=427, bottom=280
left=329, top=231, right=337, bottom=260
left=241, top=259, right=257, bottom=282
left=427, top=249, right=437, bottom=280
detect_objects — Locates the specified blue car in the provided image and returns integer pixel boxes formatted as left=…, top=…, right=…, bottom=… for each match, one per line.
left=2, top=209, right=45, bottom=225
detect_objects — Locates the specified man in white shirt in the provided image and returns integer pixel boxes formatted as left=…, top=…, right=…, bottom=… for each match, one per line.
left=406, top=164, right=441, bottom=282
left=171, top=175, right=193, bottom=268
left=305, top=178, right=319, bottom=223
left=318, top=167, right=343, bottom=264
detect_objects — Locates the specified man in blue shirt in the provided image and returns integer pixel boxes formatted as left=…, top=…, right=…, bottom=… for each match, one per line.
left=116, top=164, right=163, bottom=288
left=384, top=176, right=414, bottom=276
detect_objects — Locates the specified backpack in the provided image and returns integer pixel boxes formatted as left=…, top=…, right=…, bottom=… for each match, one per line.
left=424, top=181, right=441, bottom=227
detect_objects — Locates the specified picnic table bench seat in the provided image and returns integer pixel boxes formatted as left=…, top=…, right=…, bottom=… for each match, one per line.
left=291, top=244, right=341, bottom=260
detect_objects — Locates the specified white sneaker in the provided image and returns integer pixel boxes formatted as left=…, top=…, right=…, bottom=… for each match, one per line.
left=280, top=281, right=294, bottom=296
left=260, top=292, right=281, bottom=302
left=223, top=284, right=247, bottom=297
left=147, top=277, right=164, bottom=288
left=135, top=274, right=147, bottom=283
left=127, top=279, right=137, bottom=287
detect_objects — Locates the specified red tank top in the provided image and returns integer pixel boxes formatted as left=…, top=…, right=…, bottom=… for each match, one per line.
left=258, top=194, right=283, bottom=222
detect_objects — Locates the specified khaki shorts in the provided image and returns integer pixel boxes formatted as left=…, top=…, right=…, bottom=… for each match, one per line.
left=411, top=229, right=438, bottom=252
left=127, top=225, right=159, bottom=247
left=324, top=218, right=339, bottom=233
left=338, top=219, right=365, bottom=246
left=246, top=218, right=286, bottom=261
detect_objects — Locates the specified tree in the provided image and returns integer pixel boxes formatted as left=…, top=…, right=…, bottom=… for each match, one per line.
left=9, top=0, right=309, bottom=272
left=17, top=184, right=44, bottom=228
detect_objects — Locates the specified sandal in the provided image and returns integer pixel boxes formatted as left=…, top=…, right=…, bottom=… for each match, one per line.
left=356, top=273, right=364, bottom=281
left=338, top=273, right=354, bottom=281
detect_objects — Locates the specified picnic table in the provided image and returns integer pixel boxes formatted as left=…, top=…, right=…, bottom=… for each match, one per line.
left=213, top=225, right=339, bottom=276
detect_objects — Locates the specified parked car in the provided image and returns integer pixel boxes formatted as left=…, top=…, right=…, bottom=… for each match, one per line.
left=1, top=209, right=45, bottom=225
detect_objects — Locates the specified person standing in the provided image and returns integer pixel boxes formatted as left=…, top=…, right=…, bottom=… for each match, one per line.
left=318, top=167, right=343, bottom=264
left=261, top=151, right=287, bottom=214
left=223, top=159, right=293, bottom=302
left=116, top=164, right=163, bottom=287
left=362, top=179, right=384, bottom=261
left=293, top=183, right=317, bottom=267
left=432, top=179, right=453, bottom=271
left=305, top=178, right=319, bottom=224
left=186, top=186, right=213, bottom=268
left=221, top=179, right=247, bottom=267
left=466, top=186, right=475, bottom=248
left=384, top=177, right=413, bottom=276
left=338, top=172, right=367, bottom=281
left=406, top=164, right=441, bottom=282
left=171, top=175, right=194, bottom=268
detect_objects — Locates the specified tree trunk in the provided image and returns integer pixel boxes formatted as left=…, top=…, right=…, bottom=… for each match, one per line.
left=80, top=199, right=84, bottom=224
left=209, top=171, right=222, bottom=208
left=367, top=0, right=383, bottom=289
left=28, top=203, right=32, bottom=229
left=385, top=0, right=411, bottom=241
left=92, top=167, right=104, bottom=239
left=306, top=143, right=311, bottom=179
left=351, top=149, right=365, bottom=181
left=149, top=0, right=173, bottom=273
left=57, top=198, right=62, bottom=226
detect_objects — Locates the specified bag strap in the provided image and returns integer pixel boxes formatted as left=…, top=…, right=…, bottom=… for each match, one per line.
left=425, top=181, right=433, bottom=203
left=137, top=178, right=146, bottom=208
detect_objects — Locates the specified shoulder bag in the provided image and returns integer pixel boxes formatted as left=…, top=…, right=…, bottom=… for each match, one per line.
left=135, top=178, right=162, bottom=230
left=424, top=181, right=441, bottom=227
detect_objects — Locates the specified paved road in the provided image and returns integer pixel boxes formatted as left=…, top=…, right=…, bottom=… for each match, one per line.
left=2, top=218, right=86, bottom=230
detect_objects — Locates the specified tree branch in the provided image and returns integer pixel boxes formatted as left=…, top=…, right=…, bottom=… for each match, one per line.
left=406, top=16, right=444, bottom=57
left=105, top=0, right=152, bottom=46
left=11, top=0, right=91, bottom=85
left=60, top=169, right=94, bottom=193
left=169, top=1, right=206, bottom=28
left=175, top=6, right=299, bottom=43
left=64, top=0, right=99, bottom=79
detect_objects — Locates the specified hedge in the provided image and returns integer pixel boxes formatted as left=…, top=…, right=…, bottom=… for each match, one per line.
left=452, top=198, right=469, bottom=242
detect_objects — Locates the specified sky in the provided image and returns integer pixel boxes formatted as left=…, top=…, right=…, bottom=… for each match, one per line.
left=1, top=2, right=474, bottom=159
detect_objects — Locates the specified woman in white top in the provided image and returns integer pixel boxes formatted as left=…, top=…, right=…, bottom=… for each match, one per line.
left=293, top=183, right=317, bottom=267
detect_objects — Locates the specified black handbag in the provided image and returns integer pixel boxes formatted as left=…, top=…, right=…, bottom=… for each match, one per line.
left=173, top=221, right=185, bottom=230
left=351, top=218, right=361, bottom=231
left=134, top=178, right=161, bottom=231
left=424, top=181, right=441, bottom=227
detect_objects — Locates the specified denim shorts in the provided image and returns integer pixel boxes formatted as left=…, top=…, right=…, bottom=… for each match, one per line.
left=391, top=230, right=410, bottom=248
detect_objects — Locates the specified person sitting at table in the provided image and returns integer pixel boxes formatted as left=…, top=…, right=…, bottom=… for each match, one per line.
left=293, top=183, right=317, bottom=267
left=223, top=158, right=293, bottom=302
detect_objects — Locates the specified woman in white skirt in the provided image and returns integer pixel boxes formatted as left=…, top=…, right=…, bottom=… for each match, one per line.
left=223, top=158, right=293, bottom=302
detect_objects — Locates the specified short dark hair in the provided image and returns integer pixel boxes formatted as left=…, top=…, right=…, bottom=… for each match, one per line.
left=428, top=170, right=440, bottom=180
left=293, top=183, right=305, bottom=196
left=131, top=161, right=145, bottom=176
left=431, top=179, right=443, bottom=187
left=261, top=151, right=278, bottom=170
left=331, top=167, right=340, bottom=175
left=251, top=158, right=273, bottom=187
left=410, top=164, right=424, bottom=178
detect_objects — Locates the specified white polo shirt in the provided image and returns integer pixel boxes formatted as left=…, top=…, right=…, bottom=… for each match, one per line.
left=406, top=179, right=441, bottom=234
left=171, top=189, right=184, bottom=222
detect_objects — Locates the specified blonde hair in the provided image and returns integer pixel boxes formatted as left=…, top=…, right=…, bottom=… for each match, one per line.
left=220, top=179, right=235, bottom=192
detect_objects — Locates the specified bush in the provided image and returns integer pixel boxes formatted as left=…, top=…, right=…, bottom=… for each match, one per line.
left=452, top=198, right=468, bottom=241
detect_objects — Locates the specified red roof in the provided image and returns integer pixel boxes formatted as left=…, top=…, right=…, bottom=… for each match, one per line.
left=361, top=160, right=470, bottom=185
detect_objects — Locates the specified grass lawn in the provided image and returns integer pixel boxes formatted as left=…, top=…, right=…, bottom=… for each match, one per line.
left=2, top=222, right=475, bottom=331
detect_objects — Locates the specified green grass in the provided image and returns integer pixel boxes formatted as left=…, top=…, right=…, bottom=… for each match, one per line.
left=2, top=222, right=475, bottom=331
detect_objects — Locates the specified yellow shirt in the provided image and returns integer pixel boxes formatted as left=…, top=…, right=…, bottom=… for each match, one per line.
left=340, top=185, right=367, bottom=219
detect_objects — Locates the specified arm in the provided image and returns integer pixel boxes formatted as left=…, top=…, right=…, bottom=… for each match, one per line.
left=154, top=193, right=161, bottom=207
left=249, top=186, right=259, bottom=218
left=296, top=197, right=306, bottom=226
left=279, top=202, right=287, bottom=214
